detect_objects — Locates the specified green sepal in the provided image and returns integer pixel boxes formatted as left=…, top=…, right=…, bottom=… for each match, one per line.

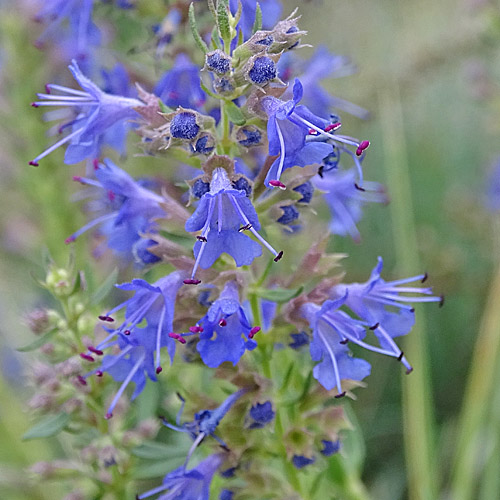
left=22, top=412, right=70, bottom=440
left=216, top=0, right=231, bottom=44
left=158, top=99, right=172, bottom=113
left=252, top=3, right=263, bottom=33
left=224, top=100, right=246, bottom=126
left=189, top=3, right=209, bottom=54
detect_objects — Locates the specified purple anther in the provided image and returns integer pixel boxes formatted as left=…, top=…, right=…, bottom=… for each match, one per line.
left=249, top=326, right=261, bottom=339
left=274, top=250, right=284, bottom=262
left=355, top=140, right=370, bottom=156
left=219, top=319, right=227, bottom=327
left=80, top=353, right=95, bottom=362
left=269, top=180, right=286, bottom=190
left=184, top=279, right=201, bottom=285
left=88, top=346, right=104, bottom=356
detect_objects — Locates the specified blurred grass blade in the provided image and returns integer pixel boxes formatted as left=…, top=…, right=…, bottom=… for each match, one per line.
left=378, top=83, right=437, bottom=500
left=450, top=259, right=500, bottom=500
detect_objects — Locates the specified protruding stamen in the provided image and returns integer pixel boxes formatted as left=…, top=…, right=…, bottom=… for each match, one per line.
left=105, top=413, right=113, bottom=420
left=65, top=236, right=76, bottom=244
left=238, top=223, right=252, bottom=232
left=340, top=339, right=348, bottom=345
left=219, top=319, right=227, bottom=327
left=31, top=102, right=39, bottom=108
left=156, top=366, right=163, bottom=374
left=123, top=329, right=131, bottom=335
left=439, top=295, right=445, bottom=307
left=168, top=333, right=187, bottom=344
left=355, top=140, right=370, bottom=156
left=369, top=322, right=379, bottom=330
left=197, top=235, right=207, bottom=242
left=77, top=375, right=87, bottom=386
left=249, top=326, right=261, bottom=339
left=308, top=128, right=319, bottom=135
left=397, top=351, right=404, bottom=361
left=274, top=250, right=284, bottom=262
left=189, top=325, right=204, bottom=333
left=406, top=367, right=414, bottom=375
left=80, top=353, right=95, bottom=362
left=88, top=346, right=104, bottom=356
left=324, top=122, right=342, bottom=133
left=354, top=183, right=365, bottom=192
left=269, top=180, right=286, bottom=189
left=29, top=161, right=39, bottom=167
left=96, top=370, right=103, bottom=377
left=98, top=315, right=115, bottom=322
left=421, top=272, right=428, bottom=283
left=184, top=279, right=202, bottom=285
left=335, top=391, right=346, bottom=399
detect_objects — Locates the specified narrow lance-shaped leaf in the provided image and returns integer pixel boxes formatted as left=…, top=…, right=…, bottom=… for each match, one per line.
left=189, top=3, right=209, bottom=54
left=23, top=412, right=70, bottom=440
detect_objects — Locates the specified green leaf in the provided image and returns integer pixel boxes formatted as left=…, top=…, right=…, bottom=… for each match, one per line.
left=256, top=286, right=304, bottom=303
left=132, top=441, right=187, bottom=461
left=131, top=456, right=186, bottom=479
left=69, top=270, right=83, bottom=296
left=16, top=328, right=58, bottom=352
left=90, top=268, right=119, bottom=305
left=22, top=412, right=70, bottom=440
left=188, top=3, right=209, bottom=54
left=224, top=101, right=246, bottom=126
left=252, top=3, right=262, bottom=33
left=200, top=81, right=220, bottom=100
left=216, top=0, right=231, bottom=44
left=158, top=100, right=173, bottom=113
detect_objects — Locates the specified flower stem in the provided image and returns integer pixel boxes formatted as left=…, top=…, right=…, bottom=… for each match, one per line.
left=379, top=84, right=437, bottom=500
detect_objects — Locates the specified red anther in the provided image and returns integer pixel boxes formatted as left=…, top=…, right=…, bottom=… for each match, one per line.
left=334, top=391, right=346, bottom=399
left=80, top=353, right=95, bottom=362
left=96, top=370, right=103, bottom=377
left=324, top=122, right=341, bottom=132
left=406, top=367, right=414, bottom=375
left=31, top=102, right=39, bottom=108
left=168, top=332, right=178, bottom=339
left=355, top=140, right=370, bottom=156
left=184, top=279, right=201, bottom=285
left=397, top=351, right=404, bottom=361
left=98, top=315, right=115, bottom=322
left=369, top=322, right=379, bottom=330
left=189, top=325, right=203, bottom=333
left=273, top=250, right=284, bottom=262
left=308, top=128, right=319, bottom=135
left=77, top=375, right=87, bottom=386
left=45, top=84, right=51, bottom=94
left=354, top=183, right=366, bottom=192
left=93, top=158, right=100, bottom=170
left=122, top=329, right=130, bottom=336
left=197, top=235, right=207, bottom=242
left=156, top=366, right=163, bottom=374
left=72, top=176, right=83, bottom=183
left=439, top=295, right=445, bottom=308
left=249, top=326, right=261, bottom=339
left=88, top=346, right=104, bottom=356
left=29, top=160, right=39, bottom=167
left=65, top=236, right=76, bottom=244
left=179, top=338, right=186, bottom=344
left=105, top=412, right=113, bottom=420
left=269, top=180, right=286, bottom=190
left=219, top=319, right=227, bottom=327
left=421, top=272, right=428, bottom=283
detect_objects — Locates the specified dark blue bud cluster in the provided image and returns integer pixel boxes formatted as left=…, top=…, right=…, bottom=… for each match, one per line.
left=293, top=181, right=314, bottom=203
left=232, top=177, right=252, bottom=196
left=192, top=178, right=211, bottom=198
left=277, top=205, right=299, bottom=225
left=289, top=331, right=310, bottom=349
left=248, top=56, right=277, bottom=84
left=292, top=455, right=316, bottom=469
left=171, top=112, right=200, bottom=139
left=248, top=401, right=275, bottom=428
left=206, top=51, right=232, bottom=75
left=237, top=126, right=262, bottom=147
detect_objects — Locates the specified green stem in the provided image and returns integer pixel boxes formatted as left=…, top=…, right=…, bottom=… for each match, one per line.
left=450, top=255, right=500, bottom=500
left=379, top=84, right=437, bottom=500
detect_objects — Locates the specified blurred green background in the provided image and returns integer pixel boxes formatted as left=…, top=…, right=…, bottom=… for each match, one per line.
left=1, top=0, right=500, bottom=499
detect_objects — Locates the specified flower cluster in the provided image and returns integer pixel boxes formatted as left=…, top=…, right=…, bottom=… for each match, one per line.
left=25, top=0, right=443, bottom=498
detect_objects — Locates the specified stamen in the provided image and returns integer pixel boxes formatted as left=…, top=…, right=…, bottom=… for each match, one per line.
left=219, top=319, right=227, bottom=326
left=29, top=161, right=39, bottom=167
left=274, top=250, right=284, bottom=262
left=340, top=339, right=348, bottom=345
left=269, top=180, right=286, bottom=189
left=369, top=322, right=379, bottom=330
left=248, top=326, right=261, bottom=339
left=354, top=183, right=366, bottom=192
left=155, top=307, right=167, bottom=373
left=324, top=122, right=342, bottom=133
left=238, top=223, right=252, bottom=232
left=77, top=375, right=87, bottom=386
left=80, top=353, right=95, bottom=362
left=98, top=315, right=115, bottom=322
left=189, top=325, right=204, bottom=333
left=96, top=370, right=103, bottom=377
left=169, top=333, right=187, bottom=344
left=421, top=272, right=428, bottom=283
left=335, top=391, right=346, bottom=399
left=355, top=140, right=370, bottom=156
left=197, top=235, right=207, bottom=242
left=183, top=279, right=202, bottom=285
left=88, top=346, right=104, bottom=356
left=124, top=330, right=131, bottom=335
left=439, top=295, right=445, bottom=307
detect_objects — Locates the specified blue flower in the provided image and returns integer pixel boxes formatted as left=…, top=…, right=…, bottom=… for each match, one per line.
left=180, top=281, right=260, bottom=367
left=300, top=298, right=372, bottom=396
left=67, top=159, right=165, bottom=263
left=137, top=453, right=225, bottom=500
left=162, top=388, right=247, bottom=454
left=34, top=0, right=100, bottom=63
left=247, top=401, right=275, bottom=429
left=314, top=168, right=387, bottom=243
left=261, top=80, right=370, bottom=188
left=30, top=60, right=143, bottom=165
left=82, top=271, right=185, bottom=418
left=229, top=0, right=282, bottom=39
left=320, top=439, right=341, bottom=457
left=292, top=455, right=315, bottom=469
left=154, top=54, right=206, bottom=111
left=331, top=257, right=443, bottom=373
left=184, top=164, right=282, bottom=284
left=289, top=331, right=310, bottom=350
